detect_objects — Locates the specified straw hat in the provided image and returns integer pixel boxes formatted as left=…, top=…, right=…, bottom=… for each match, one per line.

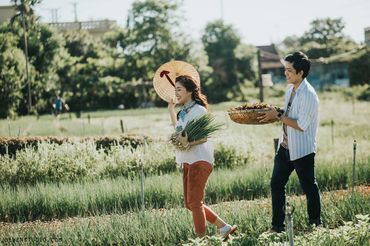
left=153, top=60, right=200, bottom=103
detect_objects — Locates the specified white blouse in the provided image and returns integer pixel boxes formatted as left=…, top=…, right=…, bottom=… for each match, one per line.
left=175, top=104, right=214, bottom=165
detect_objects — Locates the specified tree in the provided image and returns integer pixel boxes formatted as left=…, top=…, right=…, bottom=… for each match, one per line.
left=9, top=0, right=65, bottom=115
left=299, top=18, right=359, bottom=59
left=202, top=20, right=241, bottom=102
left=4, top=20, right=64, bottom=115
left=10, top=0, right=42, bottom=114
left=0, top=31, right=26, bottom=118
left=118, top=0, right=192, bottom=81
left=278, top=35, right=301, bottom=55
left=349, top=48, right=370, bottom=86
left=98, top=0, right=195, bottom=108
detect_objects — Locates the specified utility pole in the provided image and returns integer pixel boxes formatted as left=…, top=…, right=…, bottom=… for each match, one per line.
left=257, top=49, right=264, bottom=102
left=220, top=0, right=224, bottom=20
left=46, top=8, right=59, bottom=22
left=20, top=7, right=32, bottom=114
left=51, top=8, right=59, bottom=22
left=71, top=2, right=78, bottom=22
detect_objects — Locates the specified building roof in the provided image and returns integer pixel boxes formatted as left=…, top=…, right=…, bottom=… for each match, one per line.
left=257, top=44, right=279, bottom=55
left=49, top=20, right=116, bottom=32
left=257, top=44, right=284, bottom=69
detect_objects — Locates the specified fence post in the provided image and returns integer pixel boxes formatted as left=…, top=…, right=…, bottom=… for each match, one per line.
left=352, top=140, right=357, bottom=192
left=140, top=137, right=148, bottom=211
left=120, top=119, right=124, bottom=133
left=274, top=138, right=279, bottom=154
left=286, top=202, right=295, bottom=246
left=352, top=96, right=355, bottom=115
left=7, top=118, right=11, bottom=137
left=140, top=160, right=145, bottom=211
left=331, top=119, right=334, bottom=146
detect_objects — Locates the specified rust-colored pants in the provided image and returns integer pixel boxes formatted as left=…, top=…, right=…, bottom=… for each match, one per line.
left=183, top=161, right=219, bottom=236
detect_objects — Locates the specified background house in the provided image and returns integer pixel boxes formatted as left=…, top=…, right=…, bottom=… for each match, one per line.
left=0, top=5, right=16, bottom=24
left=257, top=44, right=285, bottom=85
left=48, top=19, right=117, bottom=39
left=365, top=26, right=370, bottom=47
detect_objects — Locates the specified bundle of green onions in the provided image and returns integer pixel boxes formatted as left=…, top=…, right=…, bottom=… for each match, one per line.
left=169, top=114, right=223, bottom=150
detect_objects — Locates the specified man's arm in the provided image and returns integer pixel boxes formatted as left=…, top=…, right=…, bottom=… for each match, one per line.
left=258, top=108, right=303, bottom=131
left=280, top=115, right=303, bottom=131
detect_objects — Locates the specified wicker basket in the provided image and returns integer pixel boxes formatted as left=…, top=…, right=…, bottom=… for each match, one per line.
left=228, top=108, right=278, bottom=125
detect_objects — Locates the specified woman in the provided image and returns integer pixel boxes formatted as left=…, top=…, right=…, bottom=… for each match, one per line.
left=168, top=75, right=237, bottom=239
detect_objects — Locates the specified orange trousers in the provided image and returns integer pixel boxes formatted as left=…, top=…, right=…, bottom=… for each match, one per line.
left=183, top=161, right=219, bottom=236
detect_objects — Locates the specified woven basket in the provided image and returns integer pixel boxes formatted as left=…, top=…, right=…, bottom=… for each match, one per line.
left=228, top=108, right=278, bottom=125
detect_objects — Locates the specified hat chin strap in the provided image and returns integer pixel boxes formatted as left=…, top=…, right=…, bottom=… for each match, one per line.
left=160, top=70, right=175, bottom=87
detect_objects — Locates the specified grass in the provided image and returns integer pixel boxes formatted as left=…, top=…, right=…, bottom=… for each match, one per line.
left=0, top=90, right=368, bottom=244
left=0, top=91, right=369, bottom=186
left=0, top=141, right=249, bottom=186
left=0, top=188, right=368, bottom=245
left=0, top=159, right=368, bottom=222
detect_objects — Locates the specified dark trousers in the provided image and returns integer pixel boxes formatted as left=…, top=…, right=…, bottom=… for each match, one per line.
left=271, top=145, right=321, bottom=231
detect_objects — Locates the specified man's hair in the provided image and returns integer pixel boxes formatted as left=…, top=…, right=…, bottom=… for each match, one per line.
left=284, top=51, right=311, bottom=78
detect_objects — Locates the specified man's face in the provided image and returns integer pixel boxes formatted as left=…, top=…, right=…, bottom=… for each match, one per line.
left=283, top=61, right=303, bottom=85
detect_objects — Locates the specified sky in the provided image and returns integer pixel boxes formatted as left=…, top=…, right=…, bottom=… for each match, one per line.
left=1, top=0, right=369, bottom=46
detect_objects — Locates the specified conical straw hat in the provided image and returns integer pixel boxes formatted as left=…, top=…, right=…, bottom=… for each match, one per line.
left=153, top=60, right=200, bottom=103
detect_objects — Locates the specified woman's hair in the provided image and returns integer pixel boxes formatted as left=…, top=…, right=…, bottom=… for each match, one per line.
left=175, top=75, right=208, bottom=109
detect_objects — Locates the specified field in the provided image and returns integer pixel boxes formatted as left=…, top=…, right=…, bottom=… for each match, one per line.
left=0, top=90, right=369, bottom=245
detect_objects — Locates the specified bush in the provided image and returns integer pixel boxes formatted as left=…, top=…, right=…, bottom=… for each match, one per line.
left=214, top=144, right=249, bottom=169
left=357, top=84, right=370, bottom=101
left=0, top=134, right=148, bottom=156
left=349, top=48, right=370, bottom=86
left=340, top=84, right=370, bottom=101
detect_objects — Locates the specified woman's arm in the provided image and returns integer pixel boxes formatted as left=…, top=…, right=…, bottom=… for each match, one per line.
left=168, top=99, right=177, bottom=128
left=178, top=132, right=207, bottom=149
left=189, top=138, right=207, bottom=147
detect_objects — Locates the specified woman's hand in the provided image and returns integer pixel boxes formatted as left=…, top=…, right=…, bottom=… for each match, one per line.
left=168, top=98, right=177, bottom=127
left=168, top=98, right=176, bottom=111
left=178, top=131, right=189, bottom=148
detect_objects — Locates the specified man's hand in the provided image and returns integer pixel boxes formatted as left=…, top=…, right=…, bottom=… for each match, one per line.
left=257, top=107, right=279, bottom=123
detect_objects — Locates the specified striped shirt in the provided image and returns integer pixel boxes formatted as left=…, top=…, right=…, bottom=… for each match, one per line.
left=278, top=78, right=319, bottom=161
left=281, top=89, right=296, bottom=149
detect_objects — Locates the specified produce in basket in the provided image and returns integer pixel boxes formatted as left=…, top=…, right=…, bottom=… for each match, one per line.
left=169, top=114, right=223, bottom=150
left=228, top=102, right=284, bottom=125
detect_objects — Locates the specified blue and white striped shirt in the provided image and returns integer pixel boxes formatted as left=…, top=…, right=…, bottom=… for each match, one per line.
left=278, top=78, right=319, bottom=161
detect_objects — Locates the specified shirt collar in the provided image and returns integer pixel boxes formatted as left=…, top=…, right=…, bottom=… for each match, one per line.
left=182, top=100, right=196, bottom=111
left=294, top=78, right=308, bottom=94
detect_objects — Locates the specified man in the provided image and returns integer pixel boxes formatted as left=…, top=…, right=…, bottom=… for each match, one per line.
left=258, top=51, right=321, bottom=232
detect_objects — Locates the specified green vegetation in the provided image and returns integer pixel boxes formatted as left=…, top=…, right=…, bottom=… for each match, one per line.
left=0, top=189, right=368, bottom=245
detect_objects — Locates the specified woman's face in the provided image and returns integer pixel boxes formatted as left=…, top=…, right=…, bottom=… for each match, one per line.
left=175, top=82, right=192, bottom=105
